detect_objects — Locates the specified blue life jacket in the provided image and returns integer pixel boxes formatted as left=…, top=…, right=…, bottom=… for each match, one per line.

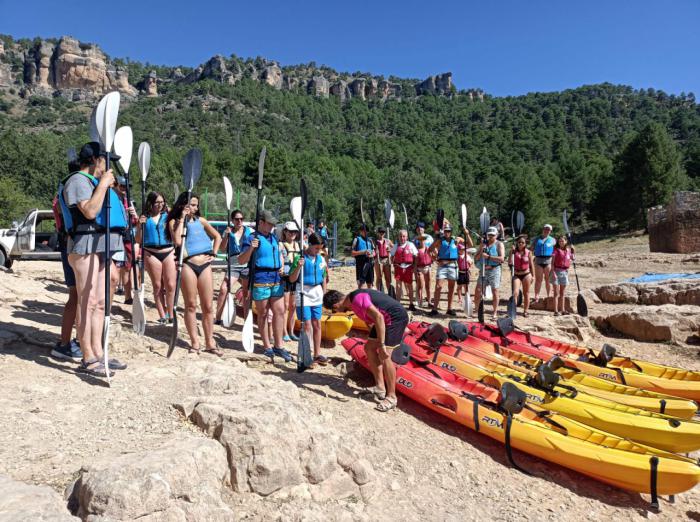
left=254, top=232, right=281, bottom=270
left=302, top=253, right=326, bottom=286
left=319, top=226, right=329, bottom=240
left=354, top=235, right=374, bottom=254
left=143, top=212, right=171, bottom=247
left=485, top=242, right=501, bottom=266
left=58, top=171, right=127, bottom=237
left=228, top=226, right=252, bottom=256
left=185, top=218, right=212, bottom=258
left=437, top=237, right=458, bottom=261
left=534, top=236, right=556, bottom=257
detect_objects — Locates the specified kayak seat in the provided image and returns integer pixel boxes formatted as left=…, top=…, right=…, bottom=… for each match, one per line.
left=533, top=364, right=560, bottom=391
left=593, top=344, right=617, bottom=367
left=420, top=323, right=448, bottom=349
left=499, top=382, right=527, bottom=416
left=447, top=320, right=468, bottom=341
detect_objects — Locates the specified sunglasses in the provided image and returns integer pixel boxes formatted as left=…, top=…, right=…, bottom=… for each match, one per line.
left=233, top=217, right=243, bottom=221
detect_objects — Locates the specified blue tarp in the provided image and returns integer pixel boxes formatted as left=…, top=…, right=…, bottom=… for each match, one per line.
left=625, top=272, right=700, bottom=284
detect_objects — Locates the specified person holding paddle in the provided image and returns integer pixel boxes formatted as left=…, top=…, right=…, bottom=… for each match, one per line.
left=413, top=232, right=433, bottom=308
left=288, top=233, right=328, bottom=366
left=374, top=226, right=393, bottom=293
left=428, top=223, right=460, bottom=316
left=351, top=223, right=375, bottom=289
left=214, top=209, right=253, bottom=325
left=324, top=288, right=408, bottom=412
left=280, top=221, right=302, bottom=341
left=166, top=193, right=222, bottom=355
left=390, top=229, right=417, bottom=311
left=473, top=227, right=505, bottom=321
left=137, top=191, right=176, bottom=324
left=509, top=235, right=535, bottom=317
left=550, top=235, right=575, bottom=316
left=59, top=142, right=129, bottom=376
left=238, top=209, right=291, bottom=362
left=531, top=224, right=556, bottom=302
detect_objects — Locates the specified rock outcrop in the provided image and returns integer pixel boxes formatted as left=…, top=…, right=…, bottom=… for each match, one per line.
left=415, top=72, right=453, bottom=95
left=308, top=75, right=330, bottom=98
left=139, top=70, right=158, bottom=96
left=174, top=361, right=376, bottom=501
left=0, top=474, right=78, bottom=521
left=648, top=191, right=700, bottom=254
left=592, top=305, right=700, bottom=343
left=594, top=281, right=700, bottom=306
left=22, top=36, right=137, bottom=100
left=67, top=436, right=233, bottom=520
left=261, top=63, right=283, bottom=89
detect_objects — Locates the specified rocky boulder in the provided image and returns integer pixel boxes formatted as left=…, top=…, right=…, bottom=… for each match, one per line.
left=0, top=62, right=12, bottom=87
left=308, top=75, right=330, bottom=98
left=174, top=361, right=375, bottom=500
left=67, top=436, right=232, bottom=521
left=330, top=80, right=350, bottom=101
left=592, top=305, right=700, bottom=343
left=594, top=281, right=700, bottom=306
left=261, top=63, right=283, bottom=89
left=140, top=70, right=158, bottom=97
left=528, top=296, right=575, bottom=314
left=349, top=78, right=366, bottom=100
left=0, top=474, right=77, bottom=521
left=415, top=72, right=452, bottom=95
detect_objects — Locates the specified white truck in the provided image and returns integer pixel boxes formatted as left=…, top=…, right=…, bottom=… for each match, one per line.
left=0, top=209, right=61, bottom=269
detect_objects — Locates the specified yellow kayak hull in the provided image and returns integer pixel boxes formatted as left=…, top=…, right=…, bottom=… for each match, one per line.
left=294, top=313, right=353, bottom=341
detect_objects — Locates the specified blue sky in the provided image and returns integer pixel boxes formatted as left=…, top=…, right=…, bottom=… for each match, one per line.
left=2, top=0, right=698, bottom=97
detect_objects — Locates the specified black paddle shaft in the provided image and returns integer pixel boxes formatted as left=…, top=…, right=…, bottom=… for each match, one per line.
left=115, top=163, right=140, bottom=293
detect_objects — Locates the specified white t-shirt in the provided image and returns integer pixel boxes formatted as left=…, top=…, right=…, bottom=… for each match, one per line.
left=391, top=242, right=418, bottom=268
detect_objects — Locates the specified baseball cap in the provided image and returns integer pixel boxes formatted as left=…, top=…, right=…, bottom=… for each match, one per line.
left=283, top=221, right=299, bottom=231
left=487, top=226, right=498, bottom=236
left=259, top=210, right=277, bottom=225
left=78, top=141, right=121, bottom=162
left=444, top=224, right=453, bottom=232
left=359, top=223, right=368, bottom=231
left=543, top=224, right=553, bottom=230
left=377, top=226, right=386, bottom=233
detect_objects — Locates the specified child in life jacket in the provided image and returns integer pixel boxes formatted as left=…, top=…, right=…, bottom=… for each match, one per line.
left=390, top=229, right=418, bottom=311
left=414, top=234, right=433, bottom=308
left=550, top=235, right=575, bottom=316
left=456, top=243, right=473, bottom=302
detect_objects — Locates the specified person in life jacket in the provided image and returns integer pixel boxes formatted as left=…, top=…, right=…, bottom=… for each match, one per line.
left=137, top=191, right=177, bottom=324
left=111, top=176, right=140, bottom=307
left=414, top=232, right=433, bottom=308
left=550, top=235, right=575, bottom=316
left=351, top=223, right=375, bottom=289
left=456, top=243, right=473, bottom=305
left=239, top=209, right=291, bottom=362
left=428, top=222, right=463, bottom=316
left=509, top=234, right=535, bottom=317
left=289, top=233, right=328, bottom=367
left=324, top=288, right=409, bottom=413
left=412, top=221, right=434, bottom=249
left=59, top=141, right=128, bottom=377
left=473, top=226, right=506, bottom=321
left=531, top=223, right=557, bottom=302
left=280, top=221, right=302, bottom=342
left=215, top=209, right=253, bottom=326
left=390, top=229, right=417, bottom=311
left=166, top=193, right=222, bottom=355
left=374, top=227, right=393, bottom=293
left=50, top=156, right=83, bottom=364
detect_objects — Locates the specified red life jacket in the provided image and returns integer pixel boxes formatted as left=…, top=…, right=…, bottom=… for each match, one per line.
left=394, top=243, right=414, bottom=264
left=377, top=239, right=389, bottom=258
left=513, top=249, right=530, bottom=272
left=457, top=253, right=471, bottom=271
left=417, top=248, right=432, bottom=267
left=553, top=248, right=572, bottom=270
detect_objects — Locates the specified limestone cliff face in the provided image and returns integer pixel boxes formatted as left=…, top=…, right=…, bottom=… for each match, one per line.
left=0, top=35, right=481, bottom=104
left=21, top=36, right=137, bottom=100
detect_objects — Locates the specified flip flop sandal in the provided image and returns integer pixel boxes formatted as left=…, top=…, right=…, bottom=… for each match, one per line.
left=188, top=347, right=201, bottom=355
left=375, top=397, right=397, bottom=412
left=78, top=359, right=114, bottom=378
left=314, top=355, right=329, bottom=366
left=203, top=347, right=224, bottom=357
left=359, top=386, right=386, bottom=401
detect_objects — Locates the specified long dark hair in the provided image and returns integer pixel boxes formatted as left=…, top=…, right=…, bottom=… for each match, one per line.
left=145, top=191, right=167, bottom=216
left=166, top=192, right=199, bottom=240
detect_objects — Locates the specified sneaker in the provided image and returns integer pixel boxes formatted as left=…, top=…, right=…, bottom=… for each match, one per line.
left=289, top=333, right=299, bottom=341
left=263, top=348, right=275, bottom=360
left=283, top=335, right=292, bottom=342
left=51, top=341, right=83, bottom=363
left=214, top=319, right=223, bottom=326
left=108, top=358, right=128, bottom=370
left=446, top=309, right=457, bottom=316
left=273, top=347, right=293, bottom=363
left=157, top=317, right=168, bottom=325
left=428, top=309, right=439, bottom=317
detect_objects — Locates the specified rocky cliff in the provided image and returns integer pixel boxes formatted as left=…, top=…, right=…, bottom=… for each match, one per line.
left=0, top=34, right=484, bottom=103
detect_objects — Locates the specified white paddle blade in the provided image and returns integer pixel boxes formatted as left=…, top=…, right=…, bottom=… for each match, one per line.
left=222, top=295, right=235, bottom=328
left=114, top=126, right=133, bottom=173
left=132, top=291, right=146, bottom=336
left=463, top=294, right=474, bottom=316
left=100, top=91, right=121, bottom=152
left=262, top=195, right=266, bottom=211
left=461, top=204, right=467, bottom=230
left=516, top=211, right=525, bottom=232
left=257, top=147, right=266, bottom=190
left=223, top=176, right=233, bottom=211
left=402, top=203, right=408, bottom=226
left=242, top=312, right=255, bottom=353
left=480, top=207, right=489, bottom=235
left=563, top=209, right=570, bottom=235
left=290, top=196, right=303, bottom=226
left=484, top=285, right=493, bottom=301
left=89, top=106, right=100, bottom=143
left=138, top=142, right=151, bottom=182
left=389, top=209, right=395, bottom=229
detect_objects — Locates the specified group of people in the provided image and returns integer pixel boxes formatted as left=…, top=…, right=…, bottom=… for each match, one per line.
left=350, top=218, right=576, bottom=320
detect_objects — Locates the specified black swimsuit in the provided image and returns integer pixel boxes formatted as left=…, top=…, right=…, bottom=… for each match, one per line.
left=146, top=248, right=174, bottom=262
left=184, top=260, right=212, bottom=278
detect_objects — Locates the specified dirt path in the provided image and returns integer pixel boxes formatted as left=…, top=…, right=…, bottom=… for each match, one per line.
left=1, top=235, right=699, bottom=520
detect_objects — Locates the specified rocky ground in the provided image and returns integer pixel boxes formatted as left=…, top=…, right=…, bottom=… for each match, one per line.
left=0, top=233, right=699, bottom=521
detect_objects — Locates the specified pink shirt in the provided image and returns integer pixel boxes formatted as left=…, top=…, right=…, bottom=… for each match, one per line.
left=351, top=292, right=392, bottom=326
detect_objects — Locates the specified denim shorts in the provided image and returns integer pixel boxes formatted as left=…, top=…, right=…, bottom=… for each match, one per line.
left=60, top=244, right=76, bottom=287
left=296, top=304, right=323, bottom=321
left=436, top=263, right=458, bottom=281
left=252, top=283, right=284, bottom=301
left=550, top=269, right=569, bottom=286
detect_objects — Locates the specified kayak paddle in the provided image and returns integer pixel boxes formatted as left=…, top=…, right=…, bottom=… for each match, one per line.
left=222, top=176, right=235, bottom=328
left=478, top=207, right=489, bottom=324
left=95, top=91, right=120, bottom=385
left=137, top=142, right=150, bottom=322
left=291, top=180, right=313, bottom=372
left=167, top=148, right=203, bottom=357
left=562, top=209, right=588, bottom=317
left=242, top=147, right=266, bottom=353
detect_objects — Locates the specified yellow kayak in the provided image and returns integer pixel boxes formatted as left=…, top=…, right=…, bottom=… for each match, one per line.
left=405, top=332, right=700, bottom=453
left=339, top=312, right=370, bottom=332
left=294, top=313, right=353, bottom=341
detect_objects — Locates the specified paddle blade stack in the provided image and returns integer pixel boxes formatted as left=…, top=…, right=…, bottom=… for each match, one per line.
left=138, top=142, right=151, bottom=182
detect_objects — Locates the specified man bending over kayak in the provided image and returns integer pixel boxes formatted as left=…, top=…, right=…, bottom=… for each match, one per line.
left=324, top=288, right=408, bottom=412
